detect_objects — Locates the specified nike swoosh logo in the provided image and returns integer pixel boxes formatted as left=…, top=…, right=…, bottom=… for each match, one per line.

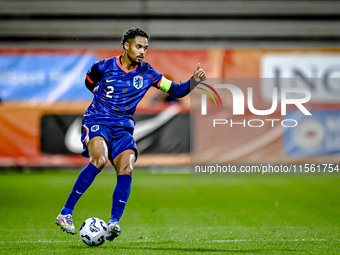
left=64, top=117, right=83, bottom=154
left=119, top=200, right=126, bottom=204
left=76, top=190, right=83, bottom=195
left=106, top=79, right=116, bottom=83
left=134, top=104, right=181, bottom=142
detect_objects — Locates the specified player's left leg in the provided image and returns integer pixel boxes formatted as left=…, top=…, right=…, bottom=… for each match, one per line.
left=106, top=149, right=135, bottom=241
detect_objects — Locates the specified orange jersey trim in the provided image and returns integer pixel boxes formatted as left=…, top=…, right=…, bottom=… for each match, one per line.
left=157, top=77, right=162, bottom=88
left=86, top=74, right=95, bottom=84
left=83, top=125, right=89, bottom=145
left=116, top=55, right=138, bottom=73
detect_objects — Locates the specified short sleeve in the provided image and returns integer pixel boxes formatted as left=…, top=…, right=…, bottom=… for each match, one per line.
left=147, top=64, right=163, bottom=88
left=86, top=60, right=102, bottom=85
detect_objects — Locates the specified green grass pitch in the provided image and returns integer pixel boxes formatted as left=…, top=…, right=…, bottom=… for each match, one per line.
left=0, top=169, right=340, bottom=254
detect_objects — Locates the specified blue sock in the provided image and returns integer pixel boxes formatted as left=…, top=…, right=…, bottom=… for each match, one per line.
left=61, top=163, right=101, bottom=215
left=110, top=175, right=132, bottom=223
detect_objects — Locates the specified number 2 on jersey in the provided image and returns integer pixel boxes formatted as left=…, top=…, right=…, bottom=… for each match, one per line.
left=106, top=86, right=114, bottom=98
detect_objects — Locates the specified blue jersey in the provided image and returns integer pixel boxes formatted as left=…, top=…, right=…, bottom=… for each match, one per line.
left=84, top=56, right=163, bottom=128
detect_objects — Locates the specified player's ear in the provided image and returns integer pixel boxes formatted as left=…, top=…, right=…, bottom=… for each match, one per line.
left=124, top=42, right=129, bottom=51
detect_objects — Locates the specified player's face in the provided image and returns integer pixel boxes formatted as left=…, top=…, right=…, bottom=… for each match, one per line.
left=126, top=36, right=148, bottom=64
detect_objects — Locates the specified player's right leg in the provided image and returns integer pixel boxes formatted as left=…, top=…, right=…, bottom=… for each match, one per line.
left=56, top=136, right=108, bottom=234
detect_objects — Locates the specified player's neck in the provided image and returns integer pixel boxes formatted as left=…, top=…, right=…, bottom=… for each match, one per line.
left=120, top=54, right=137, bottom=71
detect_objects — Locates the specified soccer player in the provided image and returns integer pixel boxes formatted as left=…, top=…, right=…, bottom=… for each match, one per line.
left=55, top=28, right=206, bottom=241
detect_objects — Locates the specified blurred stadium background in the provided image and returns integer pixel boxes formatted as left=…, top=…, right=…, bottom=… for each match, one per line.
left=1, top=1, right=340, bottom=254
left=0, top=0, right=339, bottom=168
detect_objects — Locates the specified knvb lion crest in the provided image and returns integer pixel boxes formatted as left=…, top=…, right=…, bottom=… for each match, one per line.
left=133, top=75, right=143, bottom=89
left=91, top=125, right=99, bottom=132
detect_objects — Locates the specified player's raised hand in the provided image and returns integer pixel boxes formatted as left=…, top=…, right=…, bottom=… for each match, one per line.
left=193, top=63, right=207, bottom=82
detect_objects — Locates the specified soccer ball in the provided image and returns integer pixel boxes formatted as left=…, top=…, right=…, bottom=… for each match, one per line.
left=79, top=217, right=108, bottom=246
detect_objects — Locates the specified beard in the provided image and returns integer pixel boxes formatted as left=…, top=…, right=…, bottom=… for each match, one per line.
left=127, top=53, right=141, bottom=65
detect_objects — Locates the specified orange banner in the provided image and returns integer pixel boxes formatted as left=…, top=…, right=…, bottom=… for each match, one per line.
left=1, top=48, right=339, bottom=166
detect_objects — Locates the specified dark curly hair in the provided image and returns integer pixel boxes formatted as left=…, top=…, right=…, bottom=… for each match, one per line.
left=122, top=28, right=150, bottom=50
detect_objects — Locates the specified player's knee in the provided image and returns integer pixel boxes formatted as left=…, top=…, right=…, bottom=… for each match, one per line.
left=118, top=162, right=133, bottom=176
left=90, top=155, right=108, bottom=170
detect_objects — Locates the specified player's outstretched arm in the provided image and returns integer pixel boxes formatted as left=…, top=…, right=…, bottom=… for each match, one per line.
left=165, top=63, right=207, bottom=98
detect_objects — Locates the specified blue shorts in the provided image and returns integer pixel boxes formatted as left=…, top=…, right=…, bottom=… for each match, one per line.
left=81, top=121, right=138, bottom=164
